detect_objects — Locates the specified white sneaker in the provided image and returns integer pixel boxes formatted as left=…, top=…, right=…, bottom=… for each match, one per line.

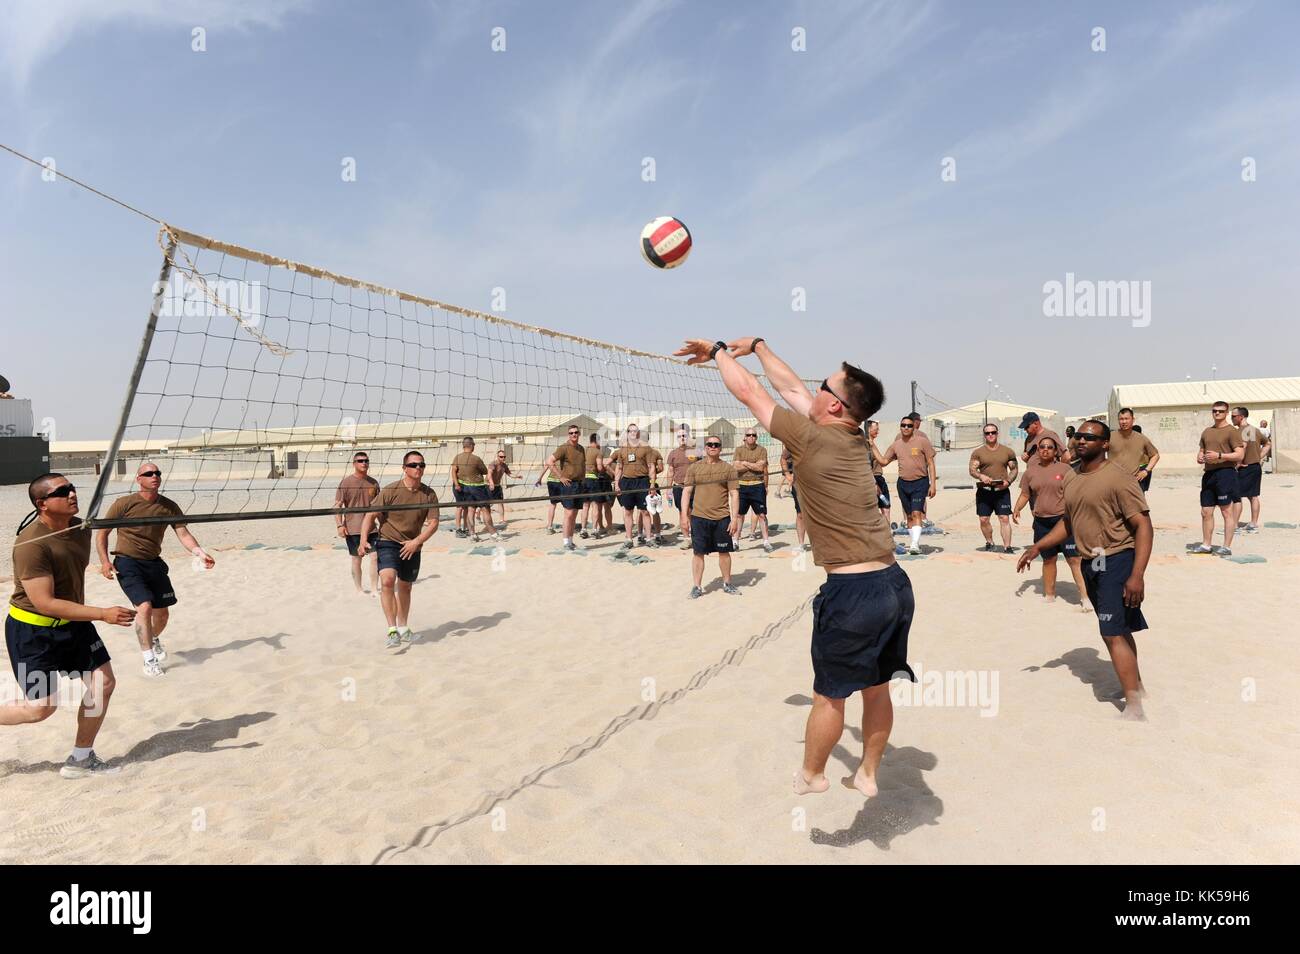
left=385, top=629, right=402, bottom=649
left=142, top=658, right=165, bottom=677
left=60, top=751, right=120, bottom=779
left=150, top=637, right=167, bottom=660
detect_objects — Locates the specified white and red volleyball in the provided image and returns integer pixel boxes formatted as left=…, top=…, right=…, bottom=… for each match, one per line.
left=640, top=216, right=692, bottom=269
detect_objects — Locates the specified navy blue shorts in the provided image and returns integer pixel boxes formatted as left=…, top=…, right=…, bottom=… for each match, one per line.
left=345, top=533, right=379, bottom=557
left=113, top=554, right=177, bottom=608
left=975, top=486, right=1012, bottom=517
left=1032, top=514, right=1077, bottom=560
left=5, top=616, right=111, bottom=701
left=791, top=484, right=801, bottom=514
left=599, top=476, right=615, bottom=504
left=874, top=475, right=890, bottom=509
left=618, top=475, right=650, bottom=510
left=546, top=481, right=563, bottom=504
left=690, top=515, right=734, bottom=555
left=896, top=477, right=929, bottom=515
left=581, top=477, right=602, bottom=504
left=458, top=484, right=490, bottom=508
left=738, top=483, right=767, bottom=515
left=1081, top=547, right=1148, bottom=637
left=376, top=539, right=421, bottom=583
left=672, top=485, right=684, bottom=510
left=553, top=481, right=581, bottom=510
left=1238, top=462, right=1262, bottom=498
left=1138, top=472, right=1152, bottom=493
left=490, top=485, right=504, bottom=501
left=1200, top=469, right=1240, bottom=507
left=810, top=564, right=916, bottom=698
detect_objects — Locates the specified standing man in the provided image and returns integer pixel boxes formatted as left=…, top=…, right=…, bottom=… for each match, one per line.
left=732, top=428, right=774, bottom=552
left=780, top=446, right=808, bottom=551
left=1019, top=412, right=1066, bottom=464
left=878, top=417, right=936, bottom=555
left=681, top=435, right=740, bottom=597
left=665, top=428, right=697, bottom=515
left=969, top=424, right=1018, bottom=553
left=1193, top=401, right=1245, bottom=555
left=1109, top=408, right=1161, bottom=493
left=334, top=451, right=380, bottom=597
left=450, top=438, right=499, bottom=543
left=1017, top=421, right=1152, bottom=721
left=488, top=449, right=514, bottom=528
left=865, top=421, right=894, bottom=541
left=1232, top=407, right=1268, bottom=534
left=610, top=424, right=657, bottom=548
left=4, top=475, right=134, bottom=776
left=580, top=434, right=606, bottom=539
left=1012, top=436, right=1088, bottom=608
left=1258, top=419, right=1273, bottom=474
left=94, top=461, right=215, bottom=677
left=675, top=337, right=912, bottom=800
left=358, top=451, right=439, bottom=648
left=536, top=425, right=587, bottom=551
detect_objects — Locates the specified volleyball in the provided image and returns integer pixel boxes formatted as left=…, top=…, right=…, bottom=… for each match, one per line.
left=640, top=216, right=692, bottom=269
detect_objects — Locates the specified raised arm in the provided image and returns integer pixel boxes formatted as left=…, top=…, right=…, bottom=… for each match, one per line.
left=674, top=339, right=781, bottom=429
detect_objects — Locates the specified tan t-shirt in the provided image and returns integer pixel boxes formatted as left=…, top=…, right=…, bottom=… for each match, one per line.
left=548, top=443, right=586, bottom=481
left=375, top=480, right=439, bottom=543
left=452, top=452, right=488, bottom=484
left=1200, top=426, right=1243, bottom=471
left=887, top=435, right=934, bottom=481
left=733, top=444, right=768, bottom=486
left=1063, top=462, right=1149, bottom=556
left=770, top=406, right=894, bottom=569
left=584, top=445, right=602, bottom=477
left=1239, top=424, right=1265, bottom=466
left=1019, top=460, right=1075, bottom=517
left=970, top=444, right=1017, bottom=485
left=685, top=459, right=738, bottom=520
left=104, top=492, right=185, bottom=560
left=11, top=518, right=92, bottom=614
left=335, top=474, right=380, bottom=536
left=1107, top=429, right=1157, bottom=474
left=666, top=447, right=695, bottom=484
left=611, top=444, right=654, bottom=479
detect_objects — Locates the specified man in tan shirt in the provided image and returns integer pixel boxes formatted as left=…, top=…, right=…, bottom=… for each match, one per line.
left=359, top=451, right=440, bottom=648
left=1018, top=420, right=1152, bottom=720
left=968, top=424, right=1019, bottom=553
left=1110, top=408, right=1160, bottom=492
left=609, top=424, right=663, bottom=549
left=877, top=418, right=936, bottom=554
left=681, top=437, right=740, bottom=598
left=94, top=461, right=215, bottom=677
left=451, top=437, right=500, bottom=542
left=536, top=425, right=588, bottom=551
left=732, top=428, right=774, bottom=553
left=675, top=335, right=911, bottom=803
left=1193, top=401, right=1245, bottom=555
left=4, top=474, right=135, bottom=778
left=334, top=451, right=381, bottom=597
left=1231, top=406, right=1269, bottom=534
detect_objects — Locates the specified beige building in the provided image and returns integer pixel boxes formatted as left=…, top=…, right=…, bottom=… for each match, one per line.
left=923, top=400, right=1065, bottom=451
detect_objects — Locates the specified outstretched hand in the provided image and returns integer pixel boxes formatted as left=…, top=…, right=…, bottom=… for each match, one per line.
left=726, top=337, right=759, bottom=357
left=1015, top=549, right=1036, bottom=573
left=674, top=339, right=716, bottom=365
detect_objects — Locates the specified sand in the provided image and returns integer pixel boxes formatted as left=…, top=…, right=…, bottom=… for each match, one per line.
left=2, top=463, right=1298, bottom=864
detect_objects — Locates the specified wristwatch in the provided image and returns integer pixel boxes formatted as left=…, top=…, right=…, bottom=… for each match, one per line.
left=708, top=340, right=727, bottom=360
left=751, top=337, right=765, bottom=350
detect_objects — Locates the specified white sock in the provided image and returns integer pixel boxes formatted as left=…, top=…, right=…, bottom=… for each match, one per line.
left=564, top=536, right=573, bottom=545
left=910, top=526, right=922, bottom=547
left=398, top=625, right=411, bottom=636
left=72, top=746, right=92, bottom=761
left=142, top=649, right=156, bottom=663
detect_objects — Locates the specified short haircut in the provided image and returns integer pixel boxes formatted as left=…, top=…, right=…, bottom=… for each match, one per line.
left=1065, top=425, right=1075, bottom=437
left=1083, top=419, right=1110, bottom=439
left=589, top=433, right=599, bottom=443
left=1038, top=436, right=1058, bottom=451
left=462, top=437, right=474, bottom=444
left=28, top=473, right=65, bottom=506
left=837, top=363, right=884, bottom=422
left=1212, top=400, right=1229, bottom=410
left=866, top=419, right=878, bottom=428
left=352, top=451, right=368, bottom=461
left=402, top=450, right=424, bottom=465
left=1233, top=406, right=1249, bottom=418
left=907, top=411, right=921, bottom=422
left=1118, top=407, right=1135, bottom=417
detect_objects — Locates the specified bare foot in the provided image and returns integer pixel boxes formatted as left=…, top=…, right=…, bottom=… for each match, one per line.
left=842, top=765, right=878, bottom=798
left=1120, top=700, right=1147, bottom=722
left=1044, top=594, right=1056, bottom=603
left=1079, top=603, right=1092, bottom=613
left=793, top=769, right=830, bottom=795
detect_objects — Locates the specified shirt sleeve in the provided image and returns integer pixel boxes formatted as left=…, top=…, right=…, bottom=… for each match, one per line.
left=1229, top=430, right=1244, bottom=450
left=105, top=496, right=126, bottom=520
left=770, top=406, right=812, bottom=457
left=725, top=465, right=739, bottom=492
left=14, top=538, right=53, bottom=582
left=1114, top=475, right=1149, bottom=521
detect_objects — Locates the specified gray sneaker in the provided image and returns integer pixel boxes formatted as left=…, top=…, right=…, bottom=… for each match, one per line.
left=688, top=586, right=703, bottom=599
left=142, top=657, right=165, bottom=677
left=621, top=540, right=634, bottom=550
left=563, top=540, right=577, bottom=551
left=1212, top=545, right=1232, bottom=556
left=1191, top=544, right=1214, bottom=554
left=402, top=627, right=417, bottom=644
left=60, top=751, right=120, bottom=779
left=908, top=544, right=922, bottom=555
left=722, top=582, right=741, bottom=595
left=762, top=542, right=774, bottom=553
left=385, top=630, right=402, bottom=649
left=150, top=636, right=167, bottom=660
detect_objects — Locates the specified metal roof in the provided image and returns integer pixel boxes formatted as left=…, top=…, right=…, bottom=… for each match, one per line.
left=923, top=400, right=1059, bottom=424
left=1110, top=377, right=1300, bottom=409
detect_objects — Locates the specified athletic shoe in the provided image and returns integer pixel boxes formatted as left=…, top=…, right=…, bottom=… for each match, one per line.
left=59, top=751, right=120, bottom=779
left=894, top=542, right=908, bottom=556
left=563, top=541, right=577, bottom=551
left=142, top=657, right=165, bottom=677
left=908, top=544, right=922, bottom=555
left=637, top=536, right=648, bottom=547
left=472, top=534, right=482, bottom=543
left=547, top=526, right=557, bottom=535
left=654, top=535, right=668, bottom=546
left=1243, top=523, right=1259, bottom=534
left=150, top=636, right=167, bottom=660
left=1212, top=545, right=1232, bottom=556
left=1001, top=546, right=1016, bottom=554
left=688, top=586, right=703, bottom=599
left=762, top=542, right=774, bottom=553
left=648, top=538, right=661, bottom=549
left=580, top=530, right=589, bottom=539
left=722, top=582, right=741, bottom=595
left=802, top=542, right=811, bottom=551
left=621, top=540, right=634, bottom=550
left=750, top=532, right=761, bottom=541
left=400, top=627, right=415, bottom=644
left=981, top=542, right=995, bottom=552
left=492, top=532, right=501, bottom=542
left=1191, top=544, right=1214, bottom=554
left=385, top=630, right=402, bottom=649
left=922, top=519, right=935, bottom=529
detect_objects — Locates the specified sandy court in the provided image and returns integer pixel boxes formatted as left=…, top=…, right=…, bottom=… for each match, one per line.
left=2, top=467, right=1298, bottom=864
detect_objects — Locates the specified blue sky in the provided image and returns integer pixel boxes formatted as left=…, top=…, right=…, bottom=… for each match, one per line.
left=2, top=0, right=1298, bottom=438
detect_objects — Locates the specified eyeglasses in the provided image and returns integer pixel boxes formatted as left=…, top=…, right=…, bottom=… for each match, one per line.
left=1074, top=433, right=1104, bottom=443
left=404, top=461, right=426, bottom=469
left=820, top=378, right=851, bottom=409
left=744, top=433, right=757, bottom=438
left=353, top=459, right=369, bottom=464
left=41, top=483, right=76, bottom=500
left=983, top=431, right=998, bottom=436
left=1212, top=409, right=1227, bottom=415
left=704, top=442, right=722, bottom=448
left=568, top=430, right=580, bottom=435
left=138, top=470, right=162, bottom=478
left=900, top=423, right=914, bottom=429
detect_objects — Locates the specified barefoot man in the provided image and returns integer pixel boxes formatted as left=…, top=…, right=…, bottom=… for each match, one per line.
left=94, top=461, right=215, bottom=676
left=4, top=475, right=135, bottom=777
left=1016, top=420, right=1152, bottom=720
left=676, top=336, right=913, bottom=798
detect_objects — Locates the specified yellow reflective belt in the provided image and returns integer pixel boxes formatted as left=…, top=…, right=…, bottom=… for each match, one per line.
left=8, top=604, right=70, bottom=627
left=458, top=480, right=487, bottom=487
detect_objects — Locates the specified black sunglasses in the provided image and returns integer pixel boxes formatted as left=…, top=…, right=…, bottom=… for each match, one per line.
left=983, top=431, right=998, bottom=436
left=354, top=458, right=369, bottom=464
left=404, top=461, right=426, bottom=469
left=138, top=470, right=162, bottom=478
left=820, top=378, right=851, bottom=407
left=1074, top=433, right=1105, bottom=443
left=900, top=423, right=914, bottom=429
left=41, top=483, right=76, bottom=500
left=1212, top=409, right=1228, bottom=414
left=704, top=442, right=722, bottom=448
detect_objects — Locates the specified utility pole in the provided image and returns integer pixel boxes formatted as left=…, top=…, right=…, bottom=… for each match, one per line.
left=910, top=380, right=918, bottom=416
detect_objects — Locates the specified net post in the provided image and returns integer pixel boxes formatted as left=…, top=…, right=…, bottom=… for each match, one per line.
left=85, top=232, right=177, bottom=524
